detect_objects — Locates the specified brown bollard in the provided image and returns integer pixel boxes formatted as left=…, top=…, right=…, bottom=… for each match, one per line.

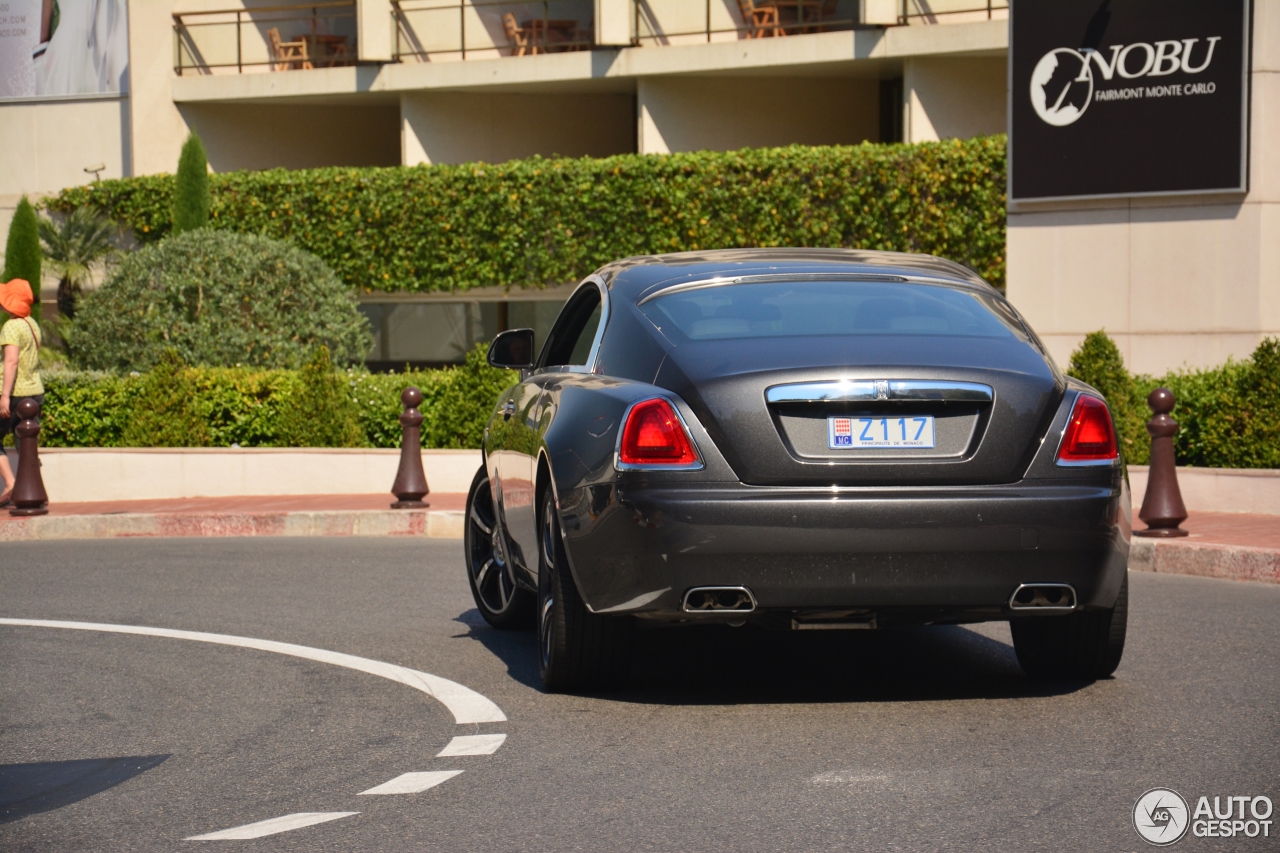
left=390, top=386, right=430, bottom=509
left=1135, top=387, right=1188, bottom=538
left=10, top=397, right=49, bottom=517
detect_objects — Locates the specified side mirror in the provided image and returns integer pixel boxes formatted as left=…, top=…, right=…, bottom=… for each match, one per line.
left=488, top=328, right=536, bottom=369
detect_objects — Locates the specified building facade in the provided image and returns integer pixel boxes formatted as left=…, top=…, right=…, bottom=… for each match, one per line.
left=2, top=0, right=1275, bottom=372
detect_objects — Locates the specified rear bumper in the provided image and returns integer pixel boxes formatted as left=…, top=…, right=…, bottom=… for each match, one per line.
left=557, top=477, right=1130, bottom=622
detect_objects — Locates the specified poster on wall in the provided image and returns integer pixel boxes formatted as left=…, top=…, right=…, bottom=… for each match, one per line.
left=0, top=0, right=128, bottom=100
left=1010, top=0, right=1250, bottom=201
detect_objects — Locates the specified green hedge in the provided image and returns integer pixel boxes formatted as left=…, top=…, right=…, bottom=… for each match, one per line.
left=32, top=345, right=515, bottom=449
left=50, top=137, right=1008, bottom=292
left=25, top=333, right=1280, bottom=468
left=1067, top=332, right=1280, bottom=469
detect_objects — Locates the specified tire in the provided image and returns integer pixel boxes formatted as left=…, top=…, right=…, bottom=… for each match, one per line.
left=464, top=465, right=535, bottom=629
left=1010, top=574, right=1128, bottom=680
left=537, top=488, right=633, bottom=692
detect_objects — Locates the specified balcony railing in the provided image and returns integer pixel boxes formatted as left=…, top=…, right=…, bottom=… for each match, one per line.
left=393, top=1, right=594, bottom=62
left=899, top=0, right=1008, bottom=25
left=632, top=0, right=860, bottom=46
left=170, top=0, right=1007, bottom=75
left=174, top=2, right=358, bottom=76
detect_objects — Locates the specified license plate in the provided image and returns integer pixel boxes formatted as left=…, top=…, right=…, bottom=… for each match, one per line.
left=828, top=416, right=935, bottom=449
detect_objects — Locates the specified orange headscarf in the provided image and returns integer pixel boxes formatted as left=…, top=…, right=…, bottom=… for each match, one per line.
left=0, top=279, right=34, bottom=318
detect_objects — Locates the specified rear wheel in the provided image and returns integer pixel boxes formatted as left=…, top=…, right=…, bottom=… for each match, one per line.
left=465, top=466, right=534, bottom=629
left=537, top=489, right=632, bottom=692
left=1011, top=574, right=1128, bottom=679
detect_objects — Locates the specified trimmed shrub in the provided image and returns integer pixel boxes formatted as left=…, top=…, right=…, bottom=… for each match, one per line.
left=71, top=229, right=372, bottom=371
left=51, top=137, right=1010, bottom=291
left=1067, top=333, right=1280, bottom=469
left=276, top=346, right=364, bottom=447
left=120, top=350, right=209, bottom=447
left=39, top=344, right=514, bottom=449
left=173, top=133, right=210, bottom=234
left=3, top=196, right=42, bottom=320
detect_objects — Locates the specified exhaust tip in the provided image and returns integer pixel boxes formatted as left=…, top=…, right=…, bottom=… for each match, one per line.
left=682, top=586, right=757, bottom=613
left=1009, top=583, right=1077, bottom=611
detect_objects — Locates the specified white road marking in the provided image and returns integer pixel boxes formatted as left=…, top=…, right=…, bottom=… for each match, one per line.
left=437, top=733, right=507, bottom=756
left=357, top=770, right=463, bottom=795
left=0, top=618, right=505, bottom=725
left=186, top=812, right=358, bottom=840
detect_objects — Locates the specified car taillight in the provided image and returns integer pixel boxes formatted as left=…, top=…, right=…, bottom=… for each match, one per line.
left=619, top=398, right=700, bottom=466
left=1057, top=394, right=1118, bottom=463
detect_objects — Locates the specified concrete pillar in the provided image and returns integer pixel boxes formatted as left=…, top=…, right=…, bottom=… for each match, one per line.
left=127, top=0, right=191, bottom=176
left=903, top=56, right=1007, bottom=142
left=401, top=92, right=634, bottom=166
left=636, top=76, right=879, bottom=155
left=1005, top=2, right=1280, bottom=375
left=357, top=0, right=394, bottom=62
left=596, top=0, right=632, bottom=47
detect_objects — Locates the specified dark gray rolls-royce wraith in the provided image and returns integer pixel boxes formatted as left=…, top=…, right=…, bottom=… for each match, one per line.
left=464, top=249, right=1130, bottom=691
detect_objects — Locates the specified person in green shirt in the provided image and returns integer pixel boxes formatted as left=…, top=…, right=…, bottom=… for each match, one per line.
left=0, top=279, right=43, bottom=507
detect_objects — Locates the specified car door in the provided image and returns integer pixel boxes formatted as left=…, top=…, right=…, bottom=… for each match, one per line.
left=500, top=281, right=606, bottom=565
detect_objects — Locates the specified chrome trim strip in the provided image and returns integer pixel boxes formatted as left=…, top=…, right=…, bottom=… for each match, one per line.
left=613, top=395, right=706, bottom=472
left=635, top=272, right=981, bottom=305
left=584, top=276, right=609, bottom=375
left=765, top=380, right=993, bottom=405
left=535, top=276, right=610, bottom=375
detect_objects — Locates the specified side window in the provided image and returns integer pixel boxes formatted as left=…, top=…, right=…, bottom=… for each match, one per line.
left=540, top=285, right=603, bottom=368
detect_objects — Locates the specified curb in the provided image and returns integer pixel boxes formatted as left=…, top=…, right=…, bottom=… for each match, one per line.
left=0, top=509, right=466, bottom=542
left=1129, top=537, right=1280, bottom=584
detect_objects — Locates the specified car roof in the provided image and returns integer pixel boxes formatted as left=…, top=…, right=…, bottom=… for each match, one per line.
left=596, top=249, right=993, bottom=303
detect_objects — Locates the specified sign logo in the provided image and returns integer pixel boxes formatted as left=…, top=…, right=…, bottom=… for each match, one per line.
left=1134, top=788, right=1191, bottom=846
left=1030, top=37, right=1221, bottom=126
left=1031, top=48, right=1094, bottom=125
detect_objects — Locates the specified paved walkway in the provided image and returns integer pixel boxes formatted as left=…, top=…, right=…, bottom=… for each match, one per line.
left=1149, top=510, right=1280, bottom=549
left=44, top=493, right=466, bottom=516
left=0, top=494, right=467, bottom=542
left=2, top=495, right=1277, bottom=584
left=1130, top=511, right=1280, bottom=585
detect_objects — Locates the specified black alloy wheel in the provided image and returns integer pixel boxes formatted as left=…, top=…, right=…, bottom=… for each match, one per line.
left=537, top=488, right=633, bottom=692
left=464, top=466, right=534, bottom=629
left=1010, top=574, right=1128, bottom=680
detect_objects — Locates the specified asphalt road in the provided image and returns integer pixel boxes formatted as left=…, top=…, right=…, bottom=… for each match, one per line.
left=2, top=537, right=1277, bottom=852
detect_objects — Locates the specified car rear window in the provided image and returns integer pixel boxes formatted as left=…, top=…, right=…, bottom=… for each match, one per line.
left=638, top=280, right=1027, bottom=343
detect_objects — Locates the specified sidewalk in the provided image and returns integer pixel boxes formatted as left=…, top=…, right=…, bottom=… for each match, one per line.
left=1129, top=511, right=1280, bottom=585
left=0, top=494, right=466, bottom=542
left=2, top=495, right=1276, bottom=585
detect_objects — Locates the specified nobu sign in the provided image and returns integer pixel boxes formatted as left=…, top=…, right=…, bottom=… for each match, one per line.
left=1010, top=0, right=1250, bottom=201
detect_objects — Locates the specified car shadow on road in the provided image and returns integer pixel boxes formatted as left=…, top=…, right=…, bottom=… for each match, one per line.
left=457, top=611, right=1095, bottom=703
left=0, top=755, right=170, bottom=824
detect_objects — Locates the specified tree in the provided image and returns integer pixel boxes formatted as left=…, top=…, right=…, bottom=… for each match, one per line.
left=172, top=133, right=210, bottom=234
left=2, top=197, right=42, bottom=320
left=39, top=207, right=119, bottom=319
left=72, top=229, right=372, bottom=372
